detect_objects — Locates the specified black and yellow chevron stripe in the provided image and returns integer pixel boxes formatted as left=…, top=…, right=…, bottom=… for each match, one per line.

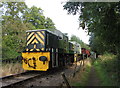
left=26, top=31, right=45, bottom=51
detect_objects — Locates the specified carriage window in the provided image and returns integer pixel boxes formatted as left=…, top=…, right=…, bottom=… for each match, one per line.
left=36, top=44, right=43, bottom=49
left=28, top=44, right=34, bottom=49
left=58, top=36, right=62, bottom=40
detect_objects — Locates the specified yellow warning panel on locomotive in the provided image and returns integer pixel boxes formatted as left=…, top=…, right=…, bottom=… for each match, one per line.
left=22, top=52, right=50, bottom=71
left=26, top=30, right=45, bottom=52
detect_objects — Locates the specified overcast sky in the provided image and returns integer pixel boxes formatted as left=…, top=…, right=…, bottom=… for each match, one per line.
left=25, top=0, right=90, bottom=44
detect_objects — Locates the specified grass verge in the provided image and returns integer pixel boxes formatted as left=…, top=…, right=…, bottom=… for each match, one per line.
left=1, top=62, right=25, bottom=77
left=68, top=59, right=92, bottom=86
left=93, top=53, right=118, bottom=86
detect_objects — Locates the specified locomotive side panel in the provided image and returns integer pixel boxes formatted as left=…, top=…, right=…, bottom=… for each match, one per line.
left=45, top=31, right=59, bottom=68
left=46, top=31, right=59, bottom=49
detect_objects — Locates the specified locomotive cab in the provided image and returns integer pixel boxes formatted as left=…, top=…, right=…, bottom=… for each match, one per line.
left=22, top=29, right=59, bottom=71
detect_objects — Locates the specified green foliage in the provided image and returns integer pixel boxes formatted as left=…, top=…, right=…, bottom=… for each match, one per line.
left=23, top=6, right=45, bottom=29
left=1, top=2, right=56, bottom=60
left=64, top=3, right=120, bottom=85
left=94, top=62, right=114, bottom=86
left=71, top=65, right=91, bottom=86
left=2, top=17, right=34, bottom=59
left=63, top=2, right=120, bottom=54
left=1, top=2, right=27, bottom=19
left=70, top=35, right=90, bottom=50
left=23, top=6, right=56, bottom=29
left=45, top=17, right=56, bottom=30
left=94, top=53, right=118, bottom=86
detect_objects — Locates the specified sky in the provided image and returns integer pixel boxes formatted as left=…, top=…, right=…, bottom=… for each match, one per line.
left=25, top=0, right=90, bottom=44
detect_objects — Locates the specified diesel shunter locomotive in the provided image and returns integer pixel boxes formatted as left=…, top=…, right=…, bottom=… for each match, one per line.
left=22, top=29, right=81, bottom=71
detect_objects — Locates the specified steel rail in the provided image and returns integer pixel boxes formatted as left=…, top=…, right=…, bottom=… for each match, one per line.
left=0, top=71, right=44, bottom=88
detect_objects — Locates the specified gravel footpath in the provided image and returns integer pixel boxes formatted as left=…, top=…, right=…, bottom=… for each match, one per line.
left=86, top=66, right=100, bottom=86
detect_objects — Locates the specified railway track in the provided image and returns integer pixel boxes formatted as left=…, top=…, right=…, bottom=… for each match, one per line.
left=0, top=60, right=84, bottom=88
left=0, top=67, right=64, bottom=88
left=0, top=71, right=45, bottom=88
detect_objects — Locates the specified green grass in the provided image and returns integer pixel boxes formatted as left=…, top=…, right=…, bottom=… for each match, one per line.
left=70, top=59, right=92, bottom=87
left=93, top=53, right=118, bottom=86
left=94, top=61, right=114, bottom=86
left=73, top=66, right=91, bottom=86
left=68, top=53, right=119, bottom=87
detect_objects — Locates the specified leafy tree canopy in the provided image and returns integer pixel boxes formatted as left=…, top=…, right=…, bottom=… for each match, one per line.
left=1, top=2, right=27, bottom=19
left=70, top=35, right=90, bottom=50
left=63, top=2, right=120, bottom=54
left=1, top=2, right=56, bottom=59
left=23, top=6, right=56, bottom=29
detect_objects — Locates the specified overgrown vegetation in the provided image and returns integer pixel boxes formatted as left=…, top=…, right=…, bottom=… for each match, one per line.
left=94, top=53, right=119, bottom=86
left=67, top=54, right=119, bottom=87
left=1, top=62, right=25, bottom=77
left=63, top=2, right=120, bottom=85
left=64, top=2, right=120, bottom=54
left=68, top=59, right=92, bottom=86
left=70, top=35, right=90, bottom=50
left=1, top=2, right=56, bottom=60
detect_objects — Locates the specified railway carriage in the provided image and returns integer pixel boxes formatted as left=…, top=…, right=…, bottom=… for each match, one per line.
left=81, top=48, right=91, bottom=59
left=70, top=41, right=81, bottom=62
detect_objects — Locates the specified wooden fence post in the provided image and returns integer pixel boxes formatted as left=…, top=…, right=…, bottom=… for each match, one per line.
left=83, top=54, right=85, bottom=66
left=61, top=72, right=71, bottom=88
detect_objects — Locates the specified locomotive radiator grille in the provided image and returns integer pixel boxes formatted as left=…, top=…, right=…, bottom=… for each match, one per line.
left=26, top=31, right=45, bottom=51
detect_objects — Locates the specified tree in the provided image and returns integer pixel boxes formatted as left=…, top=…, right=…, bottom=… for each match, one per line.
left=63, top=2, right=120, bottom=54
left=23, top=6, right=46, bottom=29
left=63, top=2, right=120, bottom=84
left=23, top=6, right=56, bottom=30
left=1, top=2, right=56, bottom=59
left=44, top=17, right=56, bottom=31
left=1, top=2, right=27, bottom=19
left=70, top=35, right=90, bottom=50
left=2, top=16, right=34, bottom=59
